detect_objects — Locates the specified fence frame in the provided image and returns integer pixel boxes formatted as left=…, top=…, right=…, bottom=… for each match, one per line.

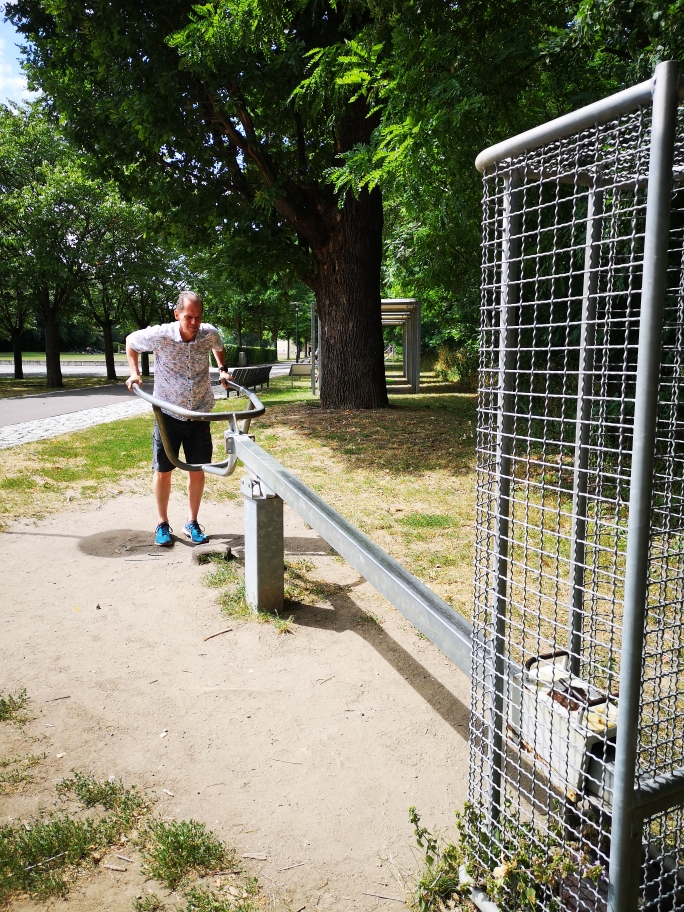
left=476, top=60, right=684, bottom=912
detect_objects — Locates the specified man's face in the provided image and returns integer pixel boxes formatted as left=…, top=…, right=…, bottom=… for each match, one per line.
left=174, top=301, right=203, bottom=341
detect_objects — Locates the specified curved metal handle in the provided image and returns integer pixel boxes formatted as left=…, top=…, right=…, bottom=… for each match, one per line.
left=132, top=380, right=265, bottom=422
left=131, top=381, right=265, bottom=475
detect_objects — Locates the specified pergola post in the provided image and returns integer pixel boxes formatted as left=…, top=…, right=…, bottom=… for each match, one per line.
left=381, top=298, right=420, bottom=393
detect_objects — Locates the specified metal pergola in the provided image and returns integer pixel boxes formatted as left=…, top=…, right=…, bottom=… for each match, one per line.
left=381, top=298, right=421, bottom=392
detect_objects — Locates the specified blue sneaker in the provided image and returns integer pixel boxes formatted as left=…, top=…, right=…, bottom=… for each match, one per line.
left=155, top=522, right=173, bottom=547
left=183, top=519, right=208, bottom=544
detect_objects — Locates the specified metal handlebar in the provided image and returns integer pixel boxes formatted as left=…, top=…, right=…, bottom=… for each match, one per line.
left=132, top=381, right=265, bottom=477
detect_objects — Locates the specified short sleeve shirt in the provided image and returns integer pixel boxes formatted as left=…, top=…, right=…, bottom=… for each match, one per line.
left=127, top=322, right=222, bottom=419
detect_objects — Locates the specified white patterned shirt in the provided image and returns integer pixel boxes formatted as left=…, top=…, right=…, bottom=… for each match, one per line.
left=127, top=322, right=223, bottom=420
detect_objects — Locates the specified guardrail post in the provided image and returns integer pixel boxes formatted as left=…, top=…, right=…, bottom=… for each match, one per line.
left=241, top=474, right=284, bottom=613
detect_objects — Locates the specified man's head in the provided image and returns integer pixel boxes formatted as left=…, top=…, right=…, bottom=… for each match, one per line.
left=174, top=291, right=203, bottom=342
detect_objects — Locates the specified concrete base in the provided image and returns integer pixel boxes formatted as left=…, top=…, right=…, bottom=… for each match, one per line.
left=241, top=474, right=284, bottom=613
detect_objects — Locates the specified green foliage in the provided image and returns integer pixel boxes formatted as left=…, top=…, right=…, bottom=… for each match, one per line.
left=433, top=339, right=479, bottom=390
left=138, top=819, right=231, bottom=890
left=408, top=801, right=608, bottom=912
left=0, top=688, right=27, bottom=722
left=409, top=806, right=465, bottom=912
left=134, top=896, right=167, bottom=912
left=57, top=771, right=149, bottom=821
left=183, top=884, right=257, bottom=912
left=0, top=773, right=146, bottom=903
left=0, top=753, right=43, bottom=792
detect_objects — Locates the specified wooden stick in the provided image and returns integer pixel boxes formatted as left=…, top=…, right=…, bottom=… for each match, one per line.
left=277, top=861, right=307, bottom=872
left=362, top=893, right=404, bottom=902
left=204, top=628, right=233, bottom=641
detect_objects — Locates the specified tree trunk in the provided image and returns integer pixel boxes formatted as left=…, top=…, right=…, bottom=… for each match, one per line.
left=41, top=298, right=63, bottom=388
left=312, top=186, right=387, bottom=409
left=141, top=351, right=150, bottom=377
left=102, top=319, right=117, bottom=381
left=10, top=329, right=23, bottom=380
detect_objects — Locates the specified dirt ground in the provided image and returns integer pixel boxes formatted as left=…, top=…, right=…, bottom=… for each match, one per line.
left=0, top=490, right=471, bottom=911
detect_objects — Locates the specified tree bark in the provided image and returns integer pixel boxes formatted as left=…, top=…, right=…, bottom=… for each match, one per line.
left=102, top=319, right=117, bottom=381
left=312, top=185, right=387, bottom=409
left=10, top=328, right=23, bottom=380
left=41, top=294, right=63, bottom=388
left=141, top=351, right=150, bottom=377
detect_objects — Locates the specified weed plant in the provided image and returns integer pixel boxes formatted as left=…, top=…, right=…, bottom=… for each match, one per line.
left=134, top=896, right=167, bottom=912
left=409, top=802, right=605, bottom=912
left=0, top=753, right=44, bottom=792
left=57, top=770, right=149, bottom=821
left=137, top=819, right=231, bottom=890
left=183, top=883, right=258, bottom=912
left=0, top=688, right=28, bottom=722
left=0, top=772, right=147, bottom=903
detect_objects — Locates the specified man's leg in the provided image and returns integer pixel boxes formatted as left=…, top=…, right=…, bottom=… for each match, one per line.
left=153, top=471, right=173, bottom=523
left=187, top=471, right=205, bottom=523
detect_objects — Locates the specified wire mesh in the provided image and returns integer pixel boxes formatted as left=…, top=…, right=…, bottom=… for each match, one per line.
left=470, top=97, right=684, bottom=912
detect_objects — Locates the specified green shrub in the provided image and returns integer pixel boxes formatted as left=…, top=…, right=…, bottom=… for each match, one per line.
left=434, top=339, right=479, bottom=389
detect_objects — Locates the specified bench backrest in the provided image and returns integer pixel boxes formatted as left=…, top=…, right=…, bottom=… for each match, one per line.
left=232, top=365, right=272, bottom=387
left=289, top=363, right=312, bottom=377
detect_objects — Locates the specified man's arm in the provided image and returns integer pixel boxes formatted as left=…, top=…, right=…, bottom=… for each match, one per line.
left=125, top=337, right=143, bottom=391
left=213, top=344, right=232, bottom=388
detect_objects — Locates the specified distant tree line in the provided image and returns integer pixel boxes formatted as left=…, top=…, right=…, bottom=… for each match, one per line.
left=0, top=103, right=315, bottom=386
left=6, top=0, right=683, bottom=402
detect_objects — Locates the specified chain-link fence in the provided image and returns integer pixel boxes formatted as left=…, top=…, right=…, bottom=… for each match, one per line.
left=470, top=61, right=684, bottom=912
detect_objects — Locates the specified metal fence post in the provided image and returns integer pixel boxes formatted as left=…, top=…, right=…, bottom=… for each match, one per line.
left=568, top=186, right=604, bottom=676
left=488, top=168, right=522, bottom=825
left=608, top=60, right=680, bottom=912
left=241, top=474, right=284, bottom=613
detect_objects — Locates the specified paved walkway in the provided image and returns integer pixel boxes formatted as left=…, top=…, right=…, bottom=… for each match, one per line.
left=0, top=364, right=293, bottom=449
left=0, top=398, right=153, bottom=449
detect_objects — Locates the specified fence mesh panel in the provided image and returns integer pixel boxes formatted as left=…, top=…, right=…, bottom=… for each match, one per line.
left=470, top=99, right=684, bottom=912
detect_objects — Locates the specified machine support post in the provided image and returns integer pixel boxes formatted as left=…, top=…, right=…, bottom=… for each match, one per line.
left=488, top=169, right=522, bottom=827
left=608, top=60, right=680, bottom=912
left=567, top=186, right=604, bottom=676
left=241, top=474, right=284, bottom=613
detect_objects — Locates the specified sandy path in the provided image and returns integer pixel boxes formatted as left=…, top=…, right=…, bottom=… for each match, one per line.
left=0, top=491, right=471, bottom=911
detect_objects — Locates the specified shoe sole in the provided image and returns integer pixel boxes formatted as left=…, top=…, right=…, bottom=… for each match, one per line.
left=156, top=539, right=174, bottom=548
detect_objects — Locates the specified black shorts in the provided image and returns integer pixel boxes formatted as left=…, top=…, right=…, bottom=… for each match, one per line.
left=152, top=415, right=213, bottom=472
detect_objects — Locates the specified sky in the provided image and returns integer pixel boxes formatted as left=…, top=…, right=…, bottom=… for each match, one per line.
left=0, top=13, right=38, bottom=105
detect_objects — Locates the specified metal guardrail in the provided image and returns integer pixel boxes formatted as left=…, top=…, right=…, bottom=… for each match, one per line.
left=131, top=383, right=473, bottom=678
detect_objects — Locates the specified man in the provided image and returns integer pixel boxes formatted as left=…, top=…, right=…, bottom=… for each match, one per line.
left=125, top=290, right=232, bottom=547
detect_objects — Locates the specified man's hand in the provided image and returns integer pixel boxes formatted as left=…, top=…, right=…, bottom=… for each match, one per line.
left=126, top=373, right=143, bottom=391
left=218, top=366, right=232, bottom=389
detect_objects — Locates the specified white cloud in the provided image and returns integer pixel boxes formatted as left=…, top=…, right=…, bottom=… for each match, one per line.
left=0, top=32, right=38, bottom=105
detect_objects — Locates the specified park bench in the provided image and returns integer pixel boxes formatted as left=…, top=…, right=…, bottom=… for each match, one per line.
left=288, top=362, right=312, bottom=387
left=230, top=364, right=272, bottom=391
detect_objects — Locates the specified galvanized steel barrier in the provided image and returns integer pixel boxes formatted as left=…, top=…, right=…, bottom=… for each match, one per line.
left=132, top=381, right=473, bottom=678
left=473, top=60, right=684, bottom=912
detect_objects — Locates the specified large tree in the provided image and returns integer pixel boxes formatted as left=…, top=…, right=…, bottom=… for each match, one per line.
left=8, top=0, right=393, bottom=408
left=0, top=103, right=120, bottom=386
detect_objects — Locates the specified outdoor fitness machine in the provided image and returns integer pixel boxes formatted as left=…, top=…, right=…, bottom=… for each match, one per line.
left=132, top=381, right=473, bottom=677
left=471, top=59, right=684, bottom=912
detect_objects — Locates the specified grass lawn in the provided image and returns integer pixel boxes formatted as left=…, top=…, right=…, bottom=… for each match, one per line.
left=0, top=376, right=126, bottom=399
left=0, top=369, right=478, bottom=619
